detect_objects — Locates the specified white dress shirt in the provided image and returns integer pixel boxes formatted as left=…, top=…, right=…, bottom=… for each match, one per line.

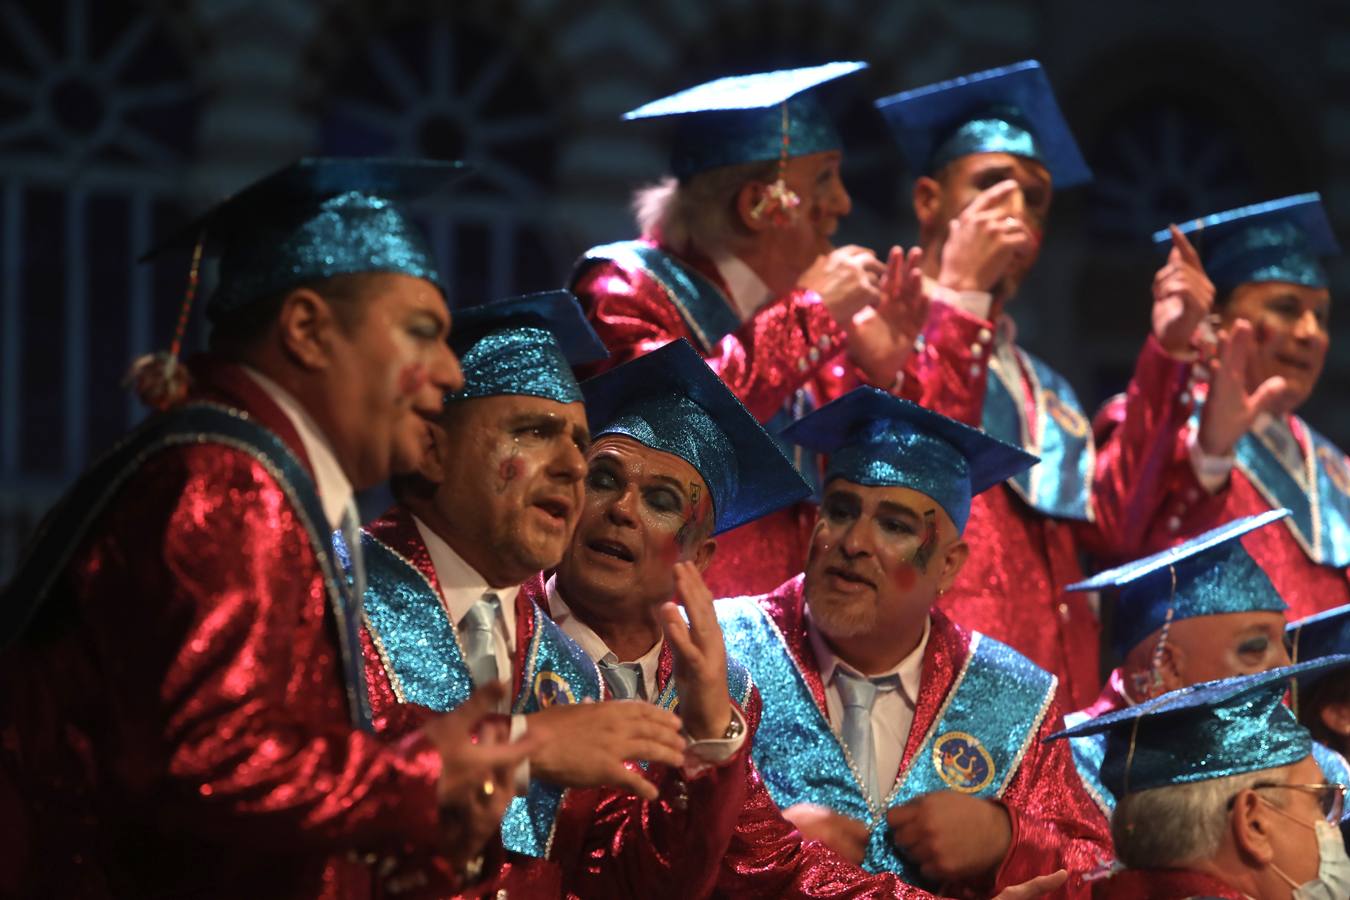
left=546, top=575, right=747, bottom=765
left=708, top=247, right=774, bottom=322
left=413, top=517, right=521, bottom=708
left=243, top=366, right=354, bottom=531
left=808, top=613, right=931, bottom=798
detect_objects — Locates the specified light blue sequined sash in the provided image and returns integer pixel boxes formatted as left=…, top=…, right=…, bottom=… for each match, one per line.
left=1062, top=711, right=1114, bottom=817
left=578, top=241, right=742, bottom=354
left=860, top=634, right=1056, bottom=877
left=983, top=346, right=1094, bottom=521
left=357, top=536, right=601, bottom=859
left=652, top=655, right=755, bottom=712
left=717, top=598, right=1055, bottom=883
left=1233, top=418, right=1350, bottom=567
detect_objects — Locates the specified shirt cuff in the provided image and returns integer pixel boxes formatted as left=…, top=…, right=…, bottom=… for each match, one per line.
left=929, top=281, right=994, bottom=320
left=682, top=706, right=748, bottom=771
left=510, top=714, right=530, bottom=793
left=1186, top=427, right=1235, bottom=494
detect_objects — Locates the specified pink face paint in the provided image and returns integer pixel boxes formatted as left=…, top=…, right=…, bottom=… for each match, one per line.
left=891, top=562, right=918, bottom=592
left=398, top=363, right=428, bottom=397
left=496, top=451, right=523, bottom=494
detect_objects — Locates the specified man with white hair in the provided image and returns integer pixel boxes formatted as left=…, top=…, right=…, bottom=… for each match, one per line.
left=1053, top=660, right=1350, bottom=899
left=571, top=62, right=928, bottom=596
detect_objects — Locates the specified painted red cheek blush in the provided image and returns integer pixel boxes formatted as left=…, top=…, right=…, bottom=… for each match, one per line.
left=398, top=363, right=428, bottom=396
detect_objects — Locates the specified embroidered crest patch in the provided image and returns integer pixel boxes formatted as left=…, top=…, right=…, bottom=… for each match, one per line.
left=1043, top=389, right=1089, bottom=439
left=933, top=731, right=996, bottom=793
left=533, top=670, right=576, bottom=708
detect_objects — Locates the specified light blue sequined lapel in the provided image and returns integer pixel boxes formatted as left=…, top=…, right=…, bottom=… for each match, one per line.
left=355, top=532, right=473, bottom=710
left=358, top=541, right=601, bottom=861
left=652, top=655, right=755, bottom=712
left=1233, top=418, right=1350, bottom=567
left=716, top=597, right=874, bottom=824
left=982, top=346, right=1094, bottom=521
left=718, top=598, right=1055, bottom=885
left=1062, top=711, right=1114, bottom=817
left=499, top=600, right=603, bottom=859
left=578, top=241, right=742, bottom=353
left=860, top=634, right=1056, bottom=878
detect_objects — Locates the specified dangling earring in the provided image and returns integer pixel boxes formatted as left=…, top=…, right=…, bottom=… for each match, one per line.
left=747, top=103, right=801, bottom=227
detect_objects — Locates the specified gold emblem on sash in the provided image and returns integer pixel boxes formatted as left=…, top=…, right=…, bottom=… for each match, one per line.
left=933, top=731, right=996, bottom=793
left=533, top=670, right=575, bottom=708
left=1042, top=389, right=1088, bottom=439
left=1318, top=445, right=1350, bottom=496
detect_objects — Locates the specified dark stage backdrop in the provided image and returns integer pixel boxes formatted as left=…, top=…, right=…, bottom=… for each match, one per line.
left=3, top=0, right=1347, bottom=579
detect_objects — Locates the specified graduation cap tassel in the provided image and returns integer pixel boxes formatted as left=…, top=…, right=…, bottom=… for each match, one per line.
left=124, top=230, right=205, bottom=412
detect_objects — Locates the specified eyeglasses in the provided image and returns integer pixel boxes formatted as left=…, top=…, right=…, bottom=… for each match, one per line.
left=1228, top=782, right=1348, bottom=823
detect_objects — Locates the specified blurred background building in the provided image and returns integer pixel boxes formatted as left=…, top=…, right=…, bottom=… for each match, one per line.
left=2, top=0, right=1346, bottom=578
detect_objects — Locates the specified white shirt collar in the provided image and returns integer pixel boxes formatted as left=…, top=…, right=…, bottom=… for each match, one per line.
left=413, top=515, right=520, bottom=643
left=242, top=366, right=353, bottom=531
left=707, top=246, right=773, bottom=321
left=547, top=574, right=662, bottom=698
left=807, top=612, right=930, bottom=707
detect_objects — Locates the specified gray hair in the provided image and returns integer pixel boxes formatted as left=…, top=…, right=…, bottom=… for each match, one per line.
left=631, top=160, right=778, bottom=255
left=1112, top=766, right=1290, bottom=869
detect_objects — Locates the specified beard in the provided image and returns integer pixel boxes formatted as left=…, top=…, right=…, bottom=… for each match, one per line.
left=806, top=587, right=879, bottom=640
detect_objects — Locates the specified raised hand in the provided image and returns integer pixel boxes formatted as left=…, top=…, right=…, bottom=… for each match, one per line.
left=781, top=802, right=872, bottom=865
left=1152, top=225, right=1216, bottom=357
left=887, top=791, right=1012, bottom=883
left=659, top=561, right=732, bottom=741
left=845, top=245, right=929, bottom=387
left=528, top=700, right=686, bottom=800
left=1197, top=319, right=1294, bottom=457
left=799, top=244, right=887, bottom=326
left=936, top=180, right=1036, bottom=295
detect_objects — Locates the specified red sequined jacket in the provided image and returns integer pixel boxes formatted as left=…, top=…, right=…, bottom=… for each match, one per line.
left=1094, top=337, right=1350, bottom=620
left=0, top=359, right=446, bottom=900
left=732, top=577, right=1114, bottom=899
left=571, top=238, right=922, bottom=599
left=913, top=304, right=1194, bottom=710
left=359, top=515, right=753, bottom=899
left=527, top=576, right=947, bottom=899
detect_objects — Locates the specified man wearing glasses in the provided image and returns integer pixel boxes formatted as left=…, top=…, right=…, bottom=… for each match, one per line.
left=1053, top=661, right=1350, bottom=899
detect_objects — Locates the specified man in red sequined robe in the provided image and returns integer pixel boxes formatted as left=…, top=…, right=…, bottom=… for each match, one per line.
left=1094, top=194, right=1350, bottom=621
left=353, top=304, right=750, bottom=897
left=872, top=62, right=1217, bottom=708
left=717, top=389, right=1113, bottom=899
left=0, top=159, right=528, bottom=898
left=536, top=344, right=1071, bottom=899
left=571, top=62, right=929, bottom=598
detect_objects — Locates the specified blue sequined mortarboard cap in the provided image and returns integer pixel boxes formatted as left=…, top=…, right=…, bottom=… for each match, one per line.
left=1289, top=604, right=1350, bottom=667
left=142, top=157, right=471, bottom=321
left=1069, top=510, right=1290, bottom=659
left=623, top=61, right=868, bottom=179
left=580, top=339, right=810, bottom=535
left=448, top=290, right=608, bottom=405
left=1048, top=658, right=1350, bottom=796
left=1152, top=193, right=1341, bottom=296
left=875, top=60, right=1091, bottom=188
left=779, top=387, right=1038, bottom=534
